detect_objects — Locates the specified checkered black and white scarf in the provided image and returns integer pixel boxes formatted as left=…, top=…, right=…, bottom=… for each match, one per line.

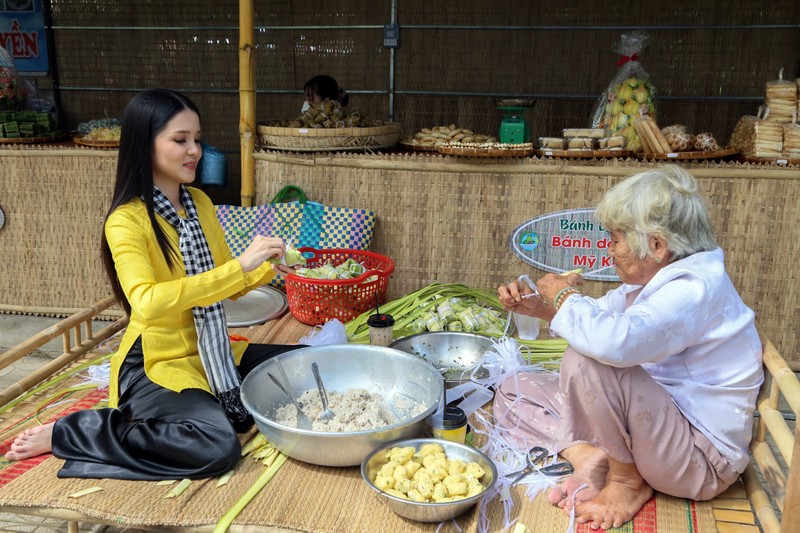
left=151, top=185, right=250, bottom=428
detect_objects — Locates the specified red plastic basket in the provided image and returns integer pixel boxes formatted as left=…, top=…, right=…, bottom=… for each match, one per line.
left=284, top=248, right=395, bottom=326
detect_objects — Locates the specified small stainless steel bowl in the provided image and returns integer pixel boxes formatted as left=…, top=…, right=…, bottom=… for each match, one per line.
left=390, top=331, right=495, bottom=388
left=241, top=344, right=444, bottom=467
left=361, top=437, right=498, bottom=523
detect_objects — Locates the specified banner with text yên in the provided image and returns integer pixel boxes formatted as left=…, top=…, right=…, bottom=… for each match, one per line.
left=508, top=207, right=619, bottom=281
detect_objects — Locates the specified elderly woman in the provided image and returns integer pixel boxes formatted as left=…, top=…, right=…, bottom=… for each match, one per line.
left=497, top=165, right=763, bottom=530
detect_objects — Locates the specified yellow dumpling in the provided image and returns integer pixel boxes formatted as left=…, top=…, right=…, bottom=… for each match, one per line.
left=444, top=481, right=468, bottom=496
left=467, top=481, right=484, bottom=497
left=389, top=446, right=416, bottom=464
left=448, top=460, right=467, bottom=476
left=404, top=460, right=422, bottom=477
left=433, top=482, right=448, bottom=501
left=385, top=488, right=408, bottom=500
left=466, top=462, right=486, bottom=480
left=394, top=477, right=413, bottom=494
left=416, top=443, right=444, bottom=458
left=392, top=464, right=409, bottom=481
left=379, top=460, right=398, bottom=478
left=374, top=475, right=394, bottom=491
left=422, top=452, right=447, bottom=468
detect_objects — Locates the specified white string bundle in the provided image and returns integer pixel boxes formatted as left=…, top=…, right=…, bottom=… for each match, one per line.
left=463, top=336, right=564, bottom=532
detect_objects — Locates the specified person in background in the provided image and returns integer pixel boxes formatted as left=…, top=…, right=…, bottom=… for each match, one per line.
left=301, top=74, right=349, bottom=113
left=5, top=89, right=303, bottom=480
left=496, top=165, right=763, bottom=530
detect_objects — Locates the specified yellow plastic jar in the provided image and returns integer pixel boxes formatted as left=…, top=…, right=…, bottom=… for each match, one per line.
left=429, top=406, right=468, bottom=444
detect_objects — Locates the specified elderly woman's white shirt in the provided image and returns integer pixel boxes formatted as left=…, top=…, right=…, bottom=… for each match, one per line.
left=551, top=248, right=763, bottom=472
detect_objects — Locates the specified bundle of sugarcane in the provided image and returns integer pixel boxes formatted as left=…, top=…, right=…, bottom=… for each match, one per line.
left=765, top=70, right=797, bottom=123
left=783, top=111, right=800, bottom=159
left=730, top=111, right=783, bottom=157
left=633, top=115, right=671, bottom=154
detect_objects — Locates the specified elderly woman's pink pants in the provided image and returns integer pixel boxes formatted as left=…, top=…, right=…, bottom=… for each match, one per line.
left=494, top=347, right=740, bottom=500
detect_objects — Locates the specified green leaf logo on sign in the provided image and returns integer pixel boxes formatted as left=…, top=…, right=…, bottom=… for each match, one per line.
left=509, top=207, right=620, bottom=281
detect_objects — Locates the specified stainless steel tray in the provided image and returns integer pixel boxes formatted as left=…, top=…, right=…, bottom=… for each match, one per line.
left=223, top=286, right=288, bottom=327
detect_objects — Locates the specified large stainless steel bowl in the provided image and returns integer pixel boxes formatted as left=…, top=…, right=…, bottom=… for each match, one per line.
left=240, top=344, right=444, bottom=467
left=390, top=332, right=495, bottom=388
left=361, top=438, right=498, bottom=523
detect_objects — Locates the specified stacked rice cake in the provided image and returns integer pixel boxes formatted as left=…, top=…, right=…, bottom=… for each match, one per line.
left=730, top=115, right=783, bottom=158
left=765, top=78, right=798, bottom=123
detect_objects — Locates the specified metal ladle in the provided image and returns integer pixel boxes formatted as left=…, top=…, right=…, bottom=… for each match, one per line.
left=267, top=370, right=313, bottom=430
left=311, top=362, right=336, bottom=422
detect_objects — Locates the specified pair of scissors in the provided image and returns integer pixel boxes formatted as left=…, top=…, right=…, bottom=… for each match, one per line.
left=506, top=446, right=574, bottom=485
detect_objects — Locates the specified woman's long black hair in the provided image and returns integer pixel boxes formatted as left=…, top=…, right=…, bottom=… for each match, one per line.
left=303, top=75, right=349, bottom=106
left=100, top=89, right=200, bottom=315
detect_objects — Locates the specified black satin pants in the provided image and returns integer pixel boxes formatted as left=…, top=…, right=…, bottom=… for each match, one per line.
left=52, top=339, right=302, bottom=480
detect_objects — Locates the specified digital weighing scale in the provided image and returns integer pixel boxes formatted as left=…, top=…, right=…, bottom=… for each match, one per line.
left=497, top=99, right=535, bottom=144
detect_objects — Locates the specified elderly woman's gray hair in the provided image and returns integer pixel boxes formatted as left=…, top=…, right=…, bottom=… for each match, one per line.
left=595, top=165, right=717, bottom=260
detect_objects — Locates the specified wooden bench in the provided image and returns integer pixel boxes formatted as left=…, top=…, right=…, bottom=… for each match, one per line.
left=0, top=298, right=796, bottom=532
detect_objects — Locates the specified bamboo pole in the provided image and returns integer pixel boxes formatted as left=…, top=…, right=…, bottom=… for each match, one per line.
left=761, top=337, right=800, bottom=416
left=0, top=296, right=119, bottom=371
left=743, top=463, right=781, bottom=533
left=756, top=395, right=795, bottom=465
left=0, top=317, right=127, bottom=407
left=784, top=422, right=800, bottom=532
left=752, top=440, right=787, bottom=509
left=239, top=0, right=256, bottom=207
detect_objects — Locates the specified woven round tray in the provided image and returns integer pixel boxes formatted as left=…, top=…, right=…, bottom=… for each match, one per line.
left=437, top=145, right=534, bottom=157
left=637, top=146, right=740, bottom=161
left=398, top=141, right=439, bottom=152
left=537, top=148, right=634, bottom=159
left=73, top=136, right=120, bottom=149
left=739, top=155, right=800, bottom=166
left=256, top=123, right=403, bottom=152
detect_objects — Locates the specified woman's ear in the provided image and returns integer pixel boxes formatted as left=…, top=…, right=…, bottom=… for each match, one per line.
left=648, top=234, right=670, bottom=263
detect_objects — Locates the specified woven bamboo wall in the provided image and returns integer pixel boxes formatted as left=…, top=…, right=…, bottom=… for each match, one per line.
left=254, top=154, right=800, bottom=362
left=40, top=1, right=800, bottom=205
left=0, top=147, right=117, bottom=316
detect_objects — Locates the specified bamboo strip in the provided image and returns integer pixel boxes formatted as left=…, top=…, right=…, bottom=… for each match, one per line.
left=784, top=423, right=800, bottom=532
left=0, top=296, right=118, bottom=370
left=743, top=463, right=781, bottom=533
left=0, top=317, right=127, bottom=407
left=715, top=523, right=759, bottom=533
left=239, top=0, right=256, bottom=206
left=0, top=149, right=117, bottom=158
left=762, top=337, right=800, bottom=416
left=712, top=509, right=755, bottom=525
left=756, top=395, right=795, bottom=465
left=751, top=440, right=786, bottom=510
left=711, top=498, right=753, bottom=511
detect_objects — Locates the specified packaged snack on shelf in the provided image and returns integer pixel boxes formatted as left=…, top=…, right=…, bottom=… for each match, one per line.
left=591, top=31, right=657, bottom=153
left=784, top=112, right=800, bottom=159
left=539, top=137, right=564, bottom=149
left=765, top=69, right=797, bottom=123
left=599, top=136, right=626, bottom=149
left=566, top=137, right=595, bottom=149
left=562, top=127, right=604, bottom=138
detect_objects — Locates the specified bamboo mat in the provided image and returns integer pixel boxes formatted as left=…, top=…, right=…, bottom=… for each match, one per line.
left=0, top=312, right=721, bottom=532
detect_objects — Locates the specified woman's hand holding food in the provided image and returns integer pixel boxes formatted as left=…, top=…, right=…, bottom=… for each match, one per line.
left=237, top=235, right=286, bottom=272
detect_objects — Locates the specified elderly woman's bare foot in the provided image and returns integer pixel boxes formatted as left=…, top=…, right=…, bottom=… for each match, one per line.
left=546, top=443, right=608, bottom=509
left=4, top=424, right=54, bottom=461
left=574, top=458, right=653, bottom=529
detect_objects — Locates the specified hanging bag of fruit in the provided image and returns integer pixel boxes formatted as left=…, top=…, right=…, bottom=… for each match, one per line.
left=0, top=45, right=25, bottom=112
left=591, top=31, right=656, bottom=153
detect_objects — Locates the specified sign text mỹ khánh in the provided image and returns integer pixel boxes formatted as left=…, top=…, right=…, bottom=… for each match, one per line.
left=509, top=207, right=619, bottom=282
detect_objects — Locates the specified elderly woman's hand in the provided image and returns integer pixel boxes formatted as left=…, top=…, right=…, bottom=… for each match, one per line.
left=537, top=272, right=583, bottom=307
left=498, top=280, right=554, bottom=321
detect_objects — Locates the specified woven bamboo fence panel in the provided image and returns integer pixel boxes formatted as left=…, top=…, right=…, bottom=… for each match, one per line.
left=254, top=153, right=800, bottom=361
left=0, top=147, right=118, bottom=317
left=42, top=1, right=800, bottom=207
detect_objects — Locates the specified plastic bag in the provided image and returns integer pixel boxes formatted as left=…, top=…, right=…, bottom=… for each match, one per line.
left=0, top=45, right=25, bottom=112
left=298, top=318, right=348, bottom=345
left=591, top=31, right=657, bottom=152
